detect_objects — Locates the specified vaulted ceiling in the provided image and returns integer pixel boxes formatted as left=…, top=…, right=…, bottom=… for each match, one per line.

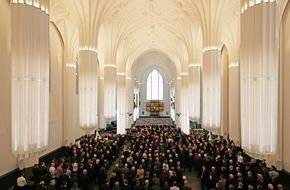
left=50, top=0, right=288, bottom=81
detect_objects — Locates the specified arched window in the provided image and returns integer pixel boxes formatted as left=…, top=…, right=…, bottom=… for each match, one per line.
left=147, top=69, right=163, bottom=100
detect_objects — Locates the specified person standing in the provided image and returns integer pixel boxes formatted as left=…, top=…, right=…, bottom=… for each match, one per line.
left=181, top=181, right=191, bottom=190
left=16, top=172, right=27, bottom=189
left=201, top=165, right=209, bottom=190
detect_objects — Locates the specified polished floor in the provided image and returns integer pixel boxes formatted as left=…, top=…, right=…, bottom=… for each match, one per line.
left=184, top=171, right=201, bottom=189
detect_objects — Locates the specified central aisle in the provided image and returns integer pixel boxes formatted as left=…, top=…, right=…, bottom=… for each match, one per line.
left=91, top=146, right=201, bottom=190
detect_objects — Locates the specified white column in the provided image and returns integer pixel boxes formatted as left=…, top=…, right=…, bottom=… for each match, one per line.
left=221, top=50, right=229, bottom=137
left=175, top=77, right=181, bottom=128
left=133, top=81, right=136, bottom=121
left=229, top=63, right=239, bottom=145
left=11, top=1, right=50, bottom=159
left=117, top=74, right=126, bottom=134
left=133, top=81, right=140, bottom=121
left=98, top=77, right=105, bottom=129
left=126, top=77, right=134, bottom=128
left=202, top=49, right=221, bottom=131
left=104, top=65, right=117, bottom=119
left=170, top=82, right=175, bottom=122
left=240, top=0, right=278, bottom=158
left=78, top=50, right=98, bottom=132
left=181, top=74, right=189, bottom=134
left=188, top=64, right=201, bottom=122
left=64, top=61, right=77, bottom=144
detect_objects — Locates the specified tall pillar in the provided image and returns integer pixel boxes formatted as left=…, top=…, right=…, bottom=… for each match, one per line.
left=78, top=49, right=98, bottom=132
left=240, top=0, right=278, bottom=161
left=104, top=65, right=117, bottom=119
left=117, top=73, right=126, bottom=134
left=229, top=62, right=239, bottom=145
left=181, top=74, right=189, bottom=134
left=188, top=64, right=201, bottom=122
left=221, top=48, right=229, bottom=137
left=169, top=81, right=175, bottom=122
left=202, top=49, right=221, bottom=131
left=133, top=80, right=140, bottom=122
left=126, top=77, right=134, bottom=128
left=64, top=56, right=78, bottom=144
left=11, top=0, right=50, bottom=162
left=175, top=77, right=181, bottom=128
left=98, top=77, right=105, bottom=129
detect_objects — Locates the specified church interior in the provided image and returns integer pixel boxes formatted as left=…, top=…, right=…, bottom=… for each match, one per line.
left=1, top=0, right=290, bottom=189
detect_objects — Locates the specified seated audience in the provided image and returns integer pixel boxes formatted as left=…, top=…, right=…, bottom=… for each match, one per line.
left=19, top=124, right=288, bottom=190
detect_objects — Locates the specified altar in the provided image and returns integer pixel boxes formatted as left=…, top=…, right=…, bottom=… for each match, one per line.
left=146, top=100, right=164, bottom=116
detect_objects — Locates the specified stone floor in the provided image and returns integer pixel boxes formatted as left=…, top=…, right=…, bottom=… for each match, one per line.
left=184, top=171, right=201, bottom=189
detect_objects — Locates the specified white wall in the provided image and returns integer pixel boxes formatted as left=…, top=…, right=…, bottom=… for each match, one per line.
left=18, top=23, right=65, bottom=169
left=0, top=1, right=18, bottom=175
left=46, top=24, right=64, bottom=152
left=63, top=65, right=82, bottom=144
left=282, top=1, right=290, bottom=172
left=0, top=4, right=65, bottom=175
left=229, top=66, right=240, bottom=146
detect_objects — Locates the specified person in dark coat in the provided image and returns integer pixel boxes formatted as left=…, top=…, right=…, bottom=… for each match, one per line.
left=98, top=167, right=108, bottom=190
left=244, top=171, right=256, bottom=188
left=79, top=169, right=90, bottom=190
left=200, top=165, right=209, bottom=190
left=100, top=179, right=111, bottom=190
left=208, top=174, right=218, bottom=190
left=181, top=180, right=192, bottom=190
left=32, top=164, right=40, bottom=185
left=123, top=179, right=133, bottom=190
left=47, top=179, right=58, bottom=190
left=109, top=172, right=119, bottom=189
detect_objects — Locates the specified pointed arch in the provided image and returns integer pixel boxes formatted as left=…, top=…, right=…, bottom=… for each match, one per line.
left=147, top=69, right=163, bottom=100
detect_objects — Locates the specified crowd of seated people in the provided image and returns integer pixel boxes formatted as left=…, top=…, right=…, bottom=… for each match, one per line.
left=104, top=125, right=192, bottom=190
left=103, top=125, right=285, bottom=190
left=104, top=125, right=194, bottom=190
left=183, top=131, right=284, bottom=190
left=14, top=124, right=286, bottom=190
left=15, top=134, right=126, bottom=190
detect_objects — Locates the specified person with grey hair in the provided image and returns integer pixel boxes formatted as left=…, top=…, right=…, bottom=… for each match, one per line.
left=100, top=179, right=111, bottom=190
left=244, top=171, right=256, bottom=188
left=122, top=179, right=132, bottom=190
left=181, top=180, right=191, bottom=190
left=109, top=172, right=118, bottom=189
left=277, top=184, right=284, bottom=190
left=270, top=170, right=282, bottom=187
left=247, top=185, right=254, bottom=190
left=267, top=183, right=274, bottom=190
left=16, top=172, right=27, bottom=189
left=79, top=169, right=90, bottom=190
left=217, top=174, right=226, bottom=190
left=170, top=181, right=180, bottom=190
left=237, top=172, right=243, bottom=183
left=237, top=182, right=244, bottom=190
left=200, top=164, right=209, bottom=190
left=70, top=182, right=80, bottom=190
left=113, top=181, right=122, bottom=190
left=143, top=180, right=151, bottom=190
left=47, top=179, right=57, bottom=190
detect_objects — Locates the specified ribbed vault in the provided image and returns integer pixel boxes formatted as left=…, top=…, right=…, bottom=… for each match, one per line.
left=50, top=0, right=242, bottom=78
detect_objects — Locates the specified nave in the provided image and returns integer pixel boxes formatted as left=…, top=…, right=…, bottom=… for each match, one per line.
left=10, top=125, right=288, bottom=190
